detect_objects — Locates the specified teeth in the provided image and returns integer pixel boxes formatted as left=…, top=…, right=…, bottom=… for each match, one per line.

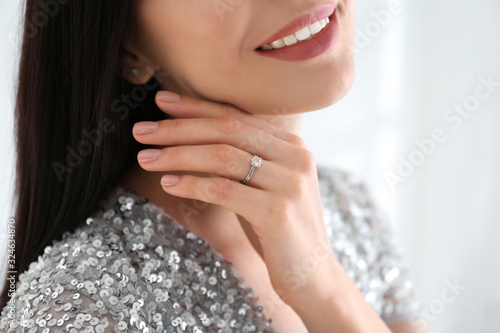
left=308, top=21, right=322, bottom=34
left=270, top=39, right=286, bottom=49
left=294, top=26, right=311, bottom=41
left=283, top=34, right=298, bottom=46
left=259, top=16, right=331, bottom=50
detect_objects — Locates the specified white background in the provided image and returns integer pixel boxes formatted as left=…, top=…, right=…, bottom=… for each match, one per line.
left=1, top=1, right=499, bottom=332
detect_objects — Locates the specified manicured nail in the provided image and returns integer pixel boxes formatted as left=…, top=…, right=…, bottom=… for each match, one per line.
left=161, top=175, right=181, bottom=187
left=137, top=149, right=161, bottom=163
left=133, top=121, right=159, bottom=135
left=157, top=91, right=181, bottom=103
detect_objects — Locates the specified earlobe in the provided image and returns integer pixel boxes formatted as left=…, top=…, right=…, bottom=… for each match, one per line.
left=121, top=41, right=155, bottom=85
left=131, top=68, right=140, bottom=77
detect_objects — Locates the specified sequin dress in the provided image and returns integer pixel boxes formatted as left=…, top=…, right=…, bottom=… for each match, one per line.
left=0, top=165, right=422, bottom=332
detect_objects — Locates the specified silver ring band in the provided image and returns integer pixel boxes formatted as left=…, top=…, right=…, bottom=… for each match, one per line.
left=240, top=155, right=263, bottom=185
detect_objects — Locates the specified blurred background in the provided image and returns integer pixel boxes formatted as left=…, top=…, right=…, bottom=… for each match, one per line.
left=1, top=1, right=499, bottom=332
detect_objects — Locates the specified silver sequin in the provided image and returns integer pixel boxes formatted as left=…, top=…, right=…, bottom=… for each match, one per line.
left=0, top=166, right=422, bottom=332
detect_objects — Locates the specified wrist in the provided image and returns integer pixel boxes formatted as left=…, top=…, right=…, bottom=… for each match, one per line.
left=282, top=257, right=342, bottom=308
left=282, top=258, right=391, bottom=333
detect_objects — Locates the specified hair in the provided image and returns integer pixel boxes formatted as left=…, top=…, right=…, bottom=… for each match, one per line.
left=0, top=0, right=170, bottom=309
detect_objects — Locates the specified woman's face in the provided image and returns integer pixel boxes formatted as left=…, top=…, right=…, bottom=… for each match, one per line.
left=130, top=0, right=355, bottom=114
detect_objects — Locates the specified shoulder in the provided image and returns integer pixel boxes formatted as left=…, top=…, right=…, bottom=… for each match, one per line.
left=1, top=187, right=276, bottom=332
left=316, top=164, right=371, bottom=198
left=316, top=164, right=423, bottom=325
left=316, top=163, right=391, bottom=235
left=316, top=164, right=380, bottom=227
left=0, top=213, right=129, bottom=331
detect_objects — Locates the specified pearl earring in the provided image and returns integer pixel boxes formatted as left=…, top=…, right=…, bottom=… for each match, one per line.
left=131, top=68, right=140, bottom=76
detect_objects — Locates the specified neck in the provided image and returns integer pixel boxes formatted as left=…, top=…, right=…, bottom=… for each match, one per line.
left=255, top=113, right=304, bottom=134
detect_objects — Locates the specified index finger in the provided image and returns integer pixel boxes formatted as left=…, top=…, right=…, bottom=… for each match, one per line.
left=154, top=91, right=299, bottom=144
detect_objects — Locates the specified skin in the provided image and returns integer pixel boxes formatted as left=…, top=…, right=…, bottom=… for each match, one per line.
left=120, top=0, right=431, bottom=331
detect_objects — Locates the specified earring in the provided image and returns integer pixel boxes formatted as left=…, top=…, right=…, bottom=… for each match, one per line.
left=131, top=68, right=140, bottom=76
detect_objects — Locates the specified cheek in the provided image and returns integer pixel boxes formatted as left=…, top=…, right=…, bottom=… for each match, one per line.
left=135, top=1, right=249, bottom=98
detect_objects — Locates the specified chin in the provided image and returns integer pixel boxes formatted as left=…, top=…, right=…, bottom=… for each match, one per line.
left=309, top=53, right=356, bottom=111
left=314, top=65, right=355, bottom=111
left=249, top=62, right=355, bottom=115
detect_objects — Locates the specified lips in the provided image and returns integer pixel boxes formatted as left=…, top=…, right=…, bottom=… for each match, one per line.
left=254, top=4, right=340, bottom=61
left=259, top=16, right=331, bottom=50
left=255, top=3, right=337, bottom=50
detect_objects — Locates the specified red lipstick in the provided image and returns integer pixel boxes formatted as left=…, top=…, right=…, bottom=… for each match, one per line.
left=255, top=3, right=339, bottom=62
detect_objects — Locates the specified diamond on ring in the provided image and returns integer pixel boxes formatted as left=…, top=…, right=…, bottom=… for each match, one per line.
left=241, top=155, right=263, bottom=185
left=250, top=155, right=263, bottom=168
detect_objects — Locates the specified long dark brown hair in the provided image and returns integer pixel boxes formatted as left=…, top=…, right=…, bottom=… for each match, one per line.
left=0, top=0, right=169, bottom=309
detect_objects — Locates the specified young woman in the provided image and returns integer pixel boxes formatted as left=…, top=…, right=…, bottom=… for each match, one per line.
left=0, top=0, right=429, bottom=332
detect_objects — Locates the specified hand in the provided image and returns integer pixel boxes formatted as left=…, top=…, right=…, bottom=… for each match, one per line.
left=132, top=91, right=338, bottom=307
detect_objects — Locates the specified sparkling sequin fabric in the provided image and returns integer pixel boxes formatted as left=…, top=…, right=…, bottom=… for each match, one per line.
left=1, top=165, right=422, bottom=332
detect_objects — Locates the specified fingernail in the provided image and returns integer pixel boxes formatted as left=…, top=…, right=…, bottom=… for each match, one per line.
left=157, top=91, right=181, bottom=103
left=137, top=149, right=161, bottom=163
left=161, top=175, right=180, bottom=187
left=133, top=121, right=159, bottom=135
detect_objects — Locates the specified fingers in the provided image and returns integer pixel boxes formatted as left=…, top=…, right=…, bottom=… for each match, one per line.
left=159, top=174, right=271, bottom=227
left=155, top=91, right=300, bottom=145
left=133, top=117, right=290, bottom=161
left=137, top=145, right=281, bottom=189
